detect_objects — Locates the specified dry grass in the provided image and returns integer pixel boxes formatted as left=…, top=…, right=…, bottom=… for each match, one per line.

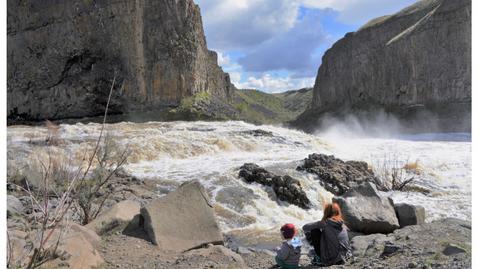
left=403, top=160, right=423, bottom=174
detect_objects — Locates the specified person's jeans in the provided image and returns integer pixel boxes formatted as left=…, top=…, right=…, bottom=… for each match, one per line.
left=275, top=256, right=298, bottom=269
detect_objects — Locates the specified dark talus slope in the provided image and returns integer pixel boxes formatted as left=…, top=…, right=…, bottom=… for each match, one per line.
left=7, top=0, right=234, bottom=123
left=295, top=0, right=471, bottom=132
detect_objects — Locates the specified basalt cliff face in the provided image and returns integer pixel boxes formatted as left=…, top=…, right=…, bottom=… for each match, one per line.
left=296, top=0, right=471, bottom=132
left=8, top=0, right=233, bottom=123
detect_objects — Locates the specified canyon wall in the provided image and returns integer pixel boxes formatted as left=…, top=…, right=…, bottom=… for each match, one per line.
left=297, top=0, right=471, bottom=132
left=8, top=0, right=233, bottom=122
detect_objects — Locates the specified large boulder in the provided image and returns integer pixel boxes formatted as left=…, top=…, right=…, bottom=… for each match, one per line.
left=394, top=203, right=425, bottom=228
left=86, top=200, right=141, bottom=235
left=333, top=182, right=399, bottom=234
left=296, top=154, right=380, bottom=195
left=238, top=163, right=311, bottom=209
left=141, top=181, right=223, bottom=252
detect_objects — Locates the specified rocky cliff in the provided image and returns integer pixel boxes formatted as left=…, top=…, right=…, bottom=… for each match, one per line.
left=7, top=0, right=234, bottom=123
left=296, top=0, right=471, bottom=132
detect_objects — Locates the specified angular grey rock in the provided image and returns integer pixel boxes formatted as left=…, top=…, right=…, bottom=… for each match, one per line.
left=7, top=195, right=24, bottom=217
left=8, top=0, right=234, bottom=123
left=333, top=182, right=400, bottom=234
left=394, top=203, right=426, bottom=228
left=296, top=0, right=471, bottom=132
left=141, top=180, right=223, bottom=252
left=442, top=244, right=467, bottom=256
left=381, top=242, right=402, bottom=256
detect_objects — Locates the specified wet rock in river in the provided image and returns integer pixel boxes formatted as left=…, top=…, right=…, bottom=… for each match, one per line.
left=238, top=163, right=311, bottom=209
left=296, top=153, right=380, bottom=195
left=240, top=129, right=273, bottom=137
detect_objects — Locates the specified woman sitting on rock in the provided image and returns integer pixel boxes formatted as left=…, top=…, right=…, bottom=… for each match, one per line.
left=302, top=202, right=352, bottom=266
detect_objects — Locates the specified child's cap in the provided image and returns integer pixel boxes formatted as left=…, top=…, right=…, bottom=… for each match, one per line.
left=280, top=223, right=296, bottom=239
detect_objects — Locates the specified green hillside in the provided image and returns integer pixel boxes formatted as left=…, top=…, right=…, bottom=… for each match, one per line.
left=233, top=88, right=312, bottom=124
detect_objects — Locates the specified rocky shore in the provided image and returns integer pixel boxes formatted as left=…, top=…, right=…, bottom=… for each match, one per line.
left=7, top=153, right=471, bottom=269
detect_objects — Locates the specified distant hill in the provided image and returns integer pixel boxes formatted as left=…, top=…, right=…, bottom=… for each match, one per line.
left=233, top=88, right=312, bottom=124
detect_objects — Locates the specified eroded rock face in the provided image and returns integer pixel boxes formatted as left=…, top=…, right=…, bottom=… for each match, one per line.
left=8, top=0, right=233, bottom=123
left=296, top=154, right=379, bottom=195
left=238, top=163, right=311, bottom=209
left=298, top=0, right=471, bottom=132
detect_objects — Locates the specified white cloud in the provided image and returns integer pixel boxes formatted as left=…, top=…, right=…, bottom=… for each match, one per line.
left=299, top=0, right=417, bottom=25
left=237, top=9, right=327, bottom=76
left=229, top=72, right=242, bottom=86
left=216, top=51, right=230, bottom=66
left=195, top=0, right=299, bottom=49
left=234, top=74, right=315, bottom=93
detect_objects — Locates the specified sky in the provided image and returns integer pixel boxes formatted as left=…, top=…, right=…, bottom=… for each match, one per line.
left=194, top=0, right=418, bottom=93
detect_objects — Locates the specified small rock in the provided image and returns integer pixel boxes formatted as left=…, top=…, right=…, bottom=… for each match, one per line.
left=240, top=129, right=273, bottom=137
left=381, top=242, right=402, bottom=256
left=236, top=246, right=252, bottom=255
left=408, top=262, right=417, bottom=268
left=7, top=195, right=24, bottom=217
left=394, top=203, right=426, bottom=228
left=442, top=243, right=466, bottom=256
left=260, top=249, right=276, bottom=256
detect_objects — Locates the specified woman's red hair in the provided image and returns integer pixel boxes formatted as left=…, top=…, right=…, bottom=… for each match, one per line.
left=322, top=202, right=343, bottom=222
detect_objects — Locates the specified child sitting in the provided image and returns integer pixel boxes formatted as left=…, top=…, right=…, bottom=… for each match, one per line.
left=275, top=223, right=302, bottom=269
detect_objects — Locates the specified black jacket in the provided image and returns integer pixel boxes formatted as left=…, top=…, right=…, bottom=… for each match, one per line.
left=303, top=219, right=352, bottom=265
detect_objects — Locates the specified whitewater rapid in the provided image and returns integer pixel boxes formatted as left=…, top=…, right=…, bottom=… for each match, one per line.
left=7, top=121, right=471, bottom=246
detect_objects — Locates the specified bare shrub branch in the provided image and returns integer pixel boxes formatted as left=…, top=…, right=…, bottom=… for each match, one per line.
left=8, top=76, right=128, bottom=268
left=372, top=154, right=417, bottom=191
